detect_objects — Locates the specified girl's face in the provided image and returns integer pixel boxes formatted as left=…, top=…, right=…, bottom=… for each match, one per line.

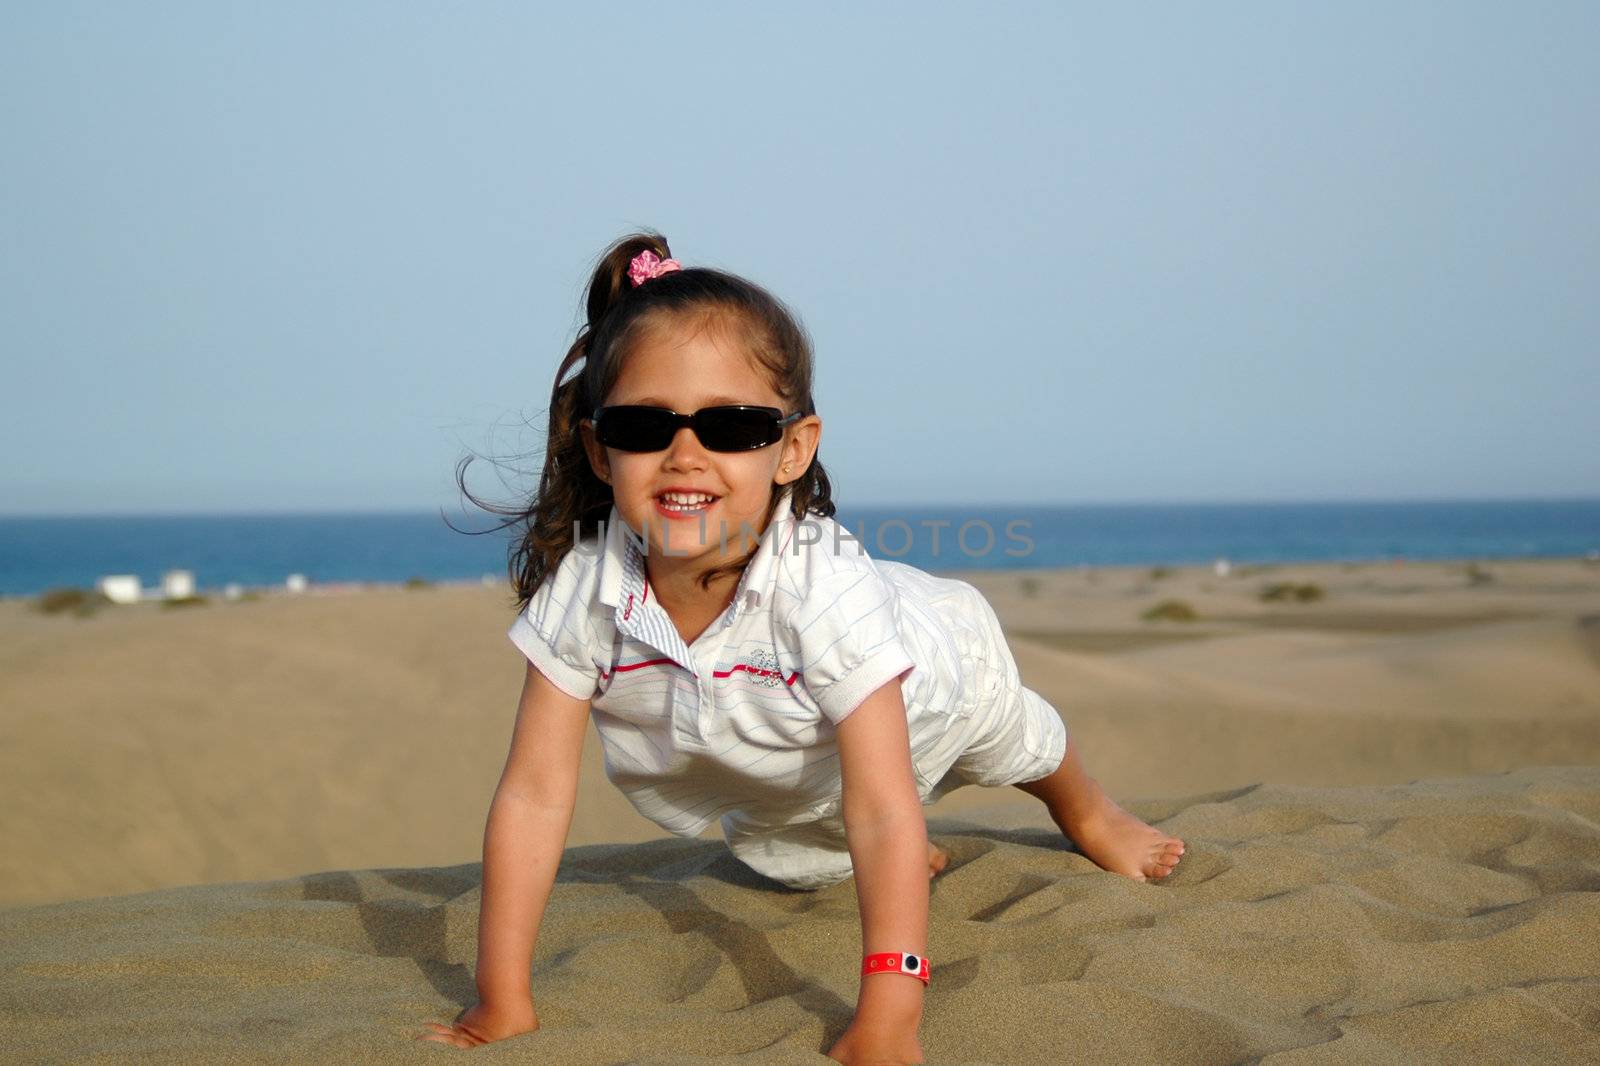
left=579, top=317, right=821, bottom=572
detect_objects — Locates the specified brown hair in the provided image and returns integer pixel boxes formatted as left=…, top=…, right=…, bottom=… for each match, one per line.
left=456, top=231, right=835, bottom=612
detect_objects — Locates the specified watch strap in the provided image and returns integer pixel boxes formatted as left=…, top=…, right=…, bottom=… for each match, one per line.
left=861, top=951, right=930, bottom=985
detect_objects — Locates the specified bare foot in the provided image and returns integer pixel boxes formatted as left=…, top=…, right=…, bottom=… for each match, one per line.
left=1012, top=737, right=1185, bottom=883
left=928, top=841, right=949, bottom=879
left=1059, top=794, right=1184, bottom=882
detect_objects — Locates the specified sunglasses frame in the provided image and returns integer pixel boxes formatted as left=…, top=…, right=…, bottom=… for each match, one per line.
left=589, top=404, right=803, bottom=453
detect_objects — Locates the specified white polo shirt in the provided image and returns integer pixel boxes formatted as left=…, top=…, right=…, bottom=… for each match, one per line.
left=507, top=485, right=1067, bottom=888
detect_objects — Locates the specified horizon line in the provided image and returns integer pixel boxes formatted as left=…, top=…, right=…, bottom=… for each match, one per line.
left=3, top=492, right=1599, bottom=520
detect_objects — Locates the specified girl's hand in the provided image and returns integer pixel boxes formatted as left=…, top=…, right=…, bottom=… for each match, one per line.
left=415, top=997, right=539, bottom=1049
left=825, top=1015, right=924, bottom=1065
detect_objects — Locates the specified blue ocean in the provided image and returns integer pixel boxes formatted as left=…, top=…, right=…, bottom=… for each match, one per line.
left=1, top=499, right=1597, bottom=598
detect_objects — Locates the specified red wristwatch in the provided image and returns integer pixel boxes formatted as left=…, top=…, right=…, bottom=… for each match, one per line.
left=861, top=951, right=930, bottom=985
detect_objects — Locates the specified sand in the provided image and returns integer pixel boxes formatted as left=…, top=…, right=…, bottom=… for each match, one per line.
left=2, top=556, right=1599, bottom=1062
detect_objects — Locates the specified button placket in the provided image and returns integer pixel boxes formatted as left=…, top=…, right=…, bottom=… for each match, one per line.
left=616, top=601, right=706, bottom=752
left=691, top=628, right=732, bottom=745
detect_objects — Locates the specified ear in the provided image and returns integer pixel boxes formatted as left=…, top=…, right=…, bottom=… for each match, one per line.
left=578, top=418, right=612, bottom=485
left=777, top=415, right=822, bottom=486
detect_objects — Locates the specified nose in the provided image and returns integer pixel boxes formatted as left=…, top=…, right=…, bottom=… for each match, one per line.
left=662, top=424, right=709, bottom=469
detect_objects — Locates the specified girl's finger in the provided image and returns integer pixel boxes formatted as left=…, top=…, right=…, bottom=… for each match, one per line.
left=416, top=1022, right=475, bottom=1048
left=419, top=1029, right=474, bottom=1049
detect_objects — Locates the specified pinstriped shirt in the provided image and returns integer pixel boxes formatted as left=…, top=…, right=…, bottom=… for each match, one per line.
left=507, top=486, right=1007, bottom=842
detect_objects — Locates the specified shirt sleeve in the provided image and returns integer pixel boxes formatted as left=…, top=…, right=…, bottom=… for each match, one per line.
left=506, top=547, right=602, bottom=701
left=788, top=565, right=916, bottom=725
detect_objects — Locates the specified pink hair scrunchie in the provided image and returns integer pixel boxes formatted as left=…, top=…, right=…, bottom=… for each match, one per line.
left=628, top=249, right=682, bottom=287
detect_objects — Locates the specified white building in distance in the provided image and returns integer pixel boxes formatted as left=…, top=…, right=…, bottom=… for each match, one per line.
left=96, top=575, right=142, bottom=605
left=161, top=570, right=195, bottom=600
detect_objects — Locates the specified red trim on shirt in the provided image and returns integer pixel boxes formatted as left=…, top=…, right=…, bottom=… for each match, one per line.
left=713, top=663, right=800, bottom=686
left=599, top=656, right=676, bottom=681
left=623, top=571, right=649, bottom=621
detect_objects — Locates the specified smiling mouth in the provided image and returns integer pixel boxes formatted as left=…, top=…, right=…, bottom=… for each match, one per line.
left=655, top=492, right=719, bottom=515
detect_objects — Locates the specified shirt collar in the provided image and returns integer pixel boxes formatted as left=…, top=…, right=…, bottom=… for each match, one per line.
left=595, top=486, right=801, bottom=617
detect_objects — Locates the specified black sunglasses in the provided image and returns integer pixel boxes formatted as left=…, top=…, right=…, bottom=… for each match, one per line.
left=590, top=404, right=802, bottom=453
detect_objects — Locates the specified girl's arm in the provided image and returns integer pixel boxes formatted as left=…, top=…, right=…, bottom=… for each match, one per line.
left=827, top=675, right=928, bottom=1064
left=476, top=660, right=591, bottom=997
left=417, top=660, right=591, bottom=1048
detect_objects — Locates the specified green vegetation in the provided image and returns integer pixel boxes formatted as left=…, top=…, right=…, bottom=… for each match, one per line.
left=403, top=576, right=433, bottom=590
left=161, top=595, right=210, bottom=609
left=1259, top=582, right=1325, bottom=603
left=1464, top=562, right=1494, bottom=585
left=35, top=587, right=113, bottom=617
left=1018, top=576, right=1042, bottom=599
left=1148, top=566, right=1173, bottom=580
left=1142, top=599, right=1198, bottom=622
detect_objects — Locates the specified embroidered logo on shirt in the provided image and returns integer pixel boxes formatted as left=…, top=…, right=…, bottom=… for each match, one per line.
left=742, top=648, right=784, bottom=688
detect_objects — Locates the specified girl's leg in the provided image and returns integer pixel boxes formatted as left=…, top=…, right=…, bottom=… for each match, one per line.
left=1011, top=735, right=1185, bottom=881
left=723, top=814, right=951, bottom=886
left=928, top=840, right=948, bottom=878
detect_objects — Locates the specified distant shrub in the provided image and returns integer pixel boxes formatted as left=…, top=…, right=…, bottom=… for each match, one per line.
left=1142, top=599, right=1198, bottom=622
left=1018, top=576, right=1042, bottom=598
left=36, top=587, right=113, bottom=617
left=1464, top=562, right=1494, bottom=585
left=161, top=595, right=210, bottom=609
left=403, top=576, right=433, bottom=590
left=1260, top=582, right=1325, bottom=603
left=239, top=591, right=263, bottom=602
left=1149, top=566, right=1173, bottom=580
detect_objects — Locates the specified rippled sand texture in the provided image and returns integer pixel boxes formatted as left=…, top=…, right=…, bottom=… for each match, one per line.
left=4, top=766, right=1597, bottom=1064
left=3, top=556, right=1598, bottom=910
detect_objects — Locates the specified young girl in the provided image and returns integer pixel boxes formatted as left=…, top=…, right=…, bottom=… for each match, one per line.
left=418, top=233, right=1185, bottom=1062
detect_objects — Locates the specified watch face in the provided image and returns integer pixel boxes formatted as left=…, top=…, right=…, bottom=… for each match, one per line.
left=904, top=954, right=920, bottom=971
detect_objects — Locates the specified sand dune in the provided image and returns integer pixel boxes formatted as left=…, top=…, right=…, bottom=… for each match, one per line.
left=3, top=767, right=1596, bottom=1063
left=1, top=558, right=1597, bottom=908
left=2, top=557, right=1598, bottom=1061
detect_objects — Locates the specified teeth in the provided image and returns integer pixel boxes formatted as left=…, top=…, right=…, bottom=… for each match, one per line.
left=660, top=492, right=715, bottom=506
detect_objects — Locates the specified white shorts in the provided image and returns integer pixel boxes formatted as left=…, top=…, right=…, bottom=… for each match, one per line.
left=723, top=616, right=1068, bottom=892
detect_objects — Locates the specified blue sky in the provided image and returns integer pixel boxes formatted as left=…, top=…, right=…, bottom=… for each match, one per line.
left=3, top=3, right=1596, bottom=514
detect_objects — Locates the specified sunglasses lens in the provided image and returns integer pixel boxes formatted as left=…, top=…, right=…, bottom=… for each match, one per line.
left=695, top=407, right=782, bottom=450
left=593, top=406, right=787, bottom=452
left=595, top=407, right=676, bottom=452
